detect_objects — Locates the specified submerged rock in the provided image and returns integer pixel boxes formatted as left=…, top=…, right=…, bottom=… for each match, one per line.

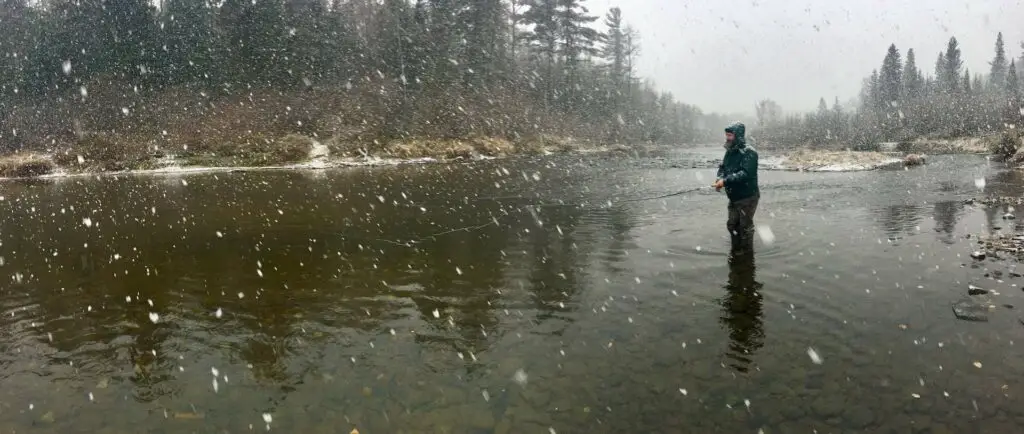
left=973, top=196, right=1024, bottom=207
left=974, top=234, right=1024, bottom=261
left=968, top=285, right=989, bottom=296
left=970, top=251, right=987, bottom=260
left=903, top=154, right=926, bottom=166
left=952, top=299, right=990, bottom=322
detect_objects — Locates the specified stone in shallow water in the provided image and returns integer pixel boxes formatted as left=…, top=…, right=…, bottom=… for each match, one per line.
left=968, top=285, right=989, bottom=296
left=952, top=299, right=989, bottom=322
left=970, top=251, right=986, bottom=260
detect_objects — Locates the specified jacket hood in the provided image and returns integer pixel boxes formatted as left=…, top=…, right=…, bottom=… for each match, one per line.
left=725, top=122, right=746, bottom=148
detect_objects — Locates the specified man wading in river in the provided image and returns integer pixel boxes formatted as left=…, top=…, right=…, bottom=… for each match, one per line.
left=712, top=122, right=760, bottom=248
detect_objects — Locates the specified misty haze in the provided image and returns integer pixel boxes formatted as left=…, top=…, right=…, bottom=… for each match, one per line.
left=0, top=0, right=1023, bottom=432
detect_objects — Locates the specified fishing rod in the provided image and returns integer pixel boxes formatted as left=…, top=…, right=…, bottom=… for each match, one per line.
left=362, top=186, right=714, bottom=247
left=473, top=185, right=713, bottom=208
left=614, top=186, right=711, bottom=203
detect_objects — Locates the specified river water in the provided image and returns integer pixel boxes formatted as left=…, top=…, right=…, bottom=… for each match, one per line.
left=1, top=147, right=1023, bottom=433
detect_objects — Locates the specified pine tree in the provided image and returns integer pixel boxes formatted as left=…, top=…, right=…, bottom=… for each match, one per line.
left=602, top=7, right=625, bottom=92
left=520, top=0, right=559, bottom=109
left=1019, top=43, right=1024, bottom=83
left=1009, top=60, right=1020, bottom=99
left=464, top=0, right=507, bottom=87
left=989, top=32, right=1007, bottom=92
left=934, top=52, right=947, bottom=94
left=161, top=0, right=218, bottom=87
left=0, top=0, right=37, bottom=94
left=830, top=96, right=844, bottom=141
left=556, top=0, right=600, bottom=110
left=282, top=0, right=332, bottom=86
left=813, top=96, right=825, bottom=126
left=879, top=44, right=902, bottom=107
left=219, top=0, right=288, bottom=85
left=944, top=37, right=963, bottom=94
left=601, top=7, right=626, bottom=138
left=902, top=48, right=921, bottom=100
left=1006, top=59, right=1020, bottom=126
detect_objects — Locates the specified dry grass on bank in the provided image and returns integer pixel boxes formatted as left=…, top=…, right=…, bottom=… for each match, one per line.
left=0, top=153, right=55, bottom=178
left=778, top=149, right=902, bottom=171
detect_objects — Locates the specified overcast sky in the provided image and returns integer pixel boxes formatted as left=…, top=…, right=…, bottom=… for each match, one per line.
left=585, top=0, right=1024, bottom=116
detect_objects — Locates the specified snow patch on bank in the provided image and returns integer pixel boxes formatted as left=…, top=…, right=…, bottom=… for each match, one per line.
left=22, top=154, right=447, bottom=181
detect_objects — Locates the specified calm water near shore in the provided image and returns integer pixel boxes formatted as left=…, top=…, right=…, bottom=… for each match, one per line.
left=2, top=147, right=1024, bottom=433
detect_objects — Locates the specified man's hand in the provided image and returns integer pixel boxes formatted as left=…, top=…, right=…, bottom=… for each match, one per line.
left=712, top=179, right=724, bottom=191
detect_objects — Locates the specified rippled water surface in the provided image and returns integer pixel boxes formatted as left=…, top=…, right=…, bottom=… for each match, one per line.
left=2, top=147, right=1023, bottom=433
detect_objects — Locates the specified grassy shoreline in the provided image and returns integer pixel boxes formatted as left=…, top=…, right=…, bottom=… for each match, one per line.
left=759, top=134, right=1006, bottom=171
left=0, top=132, right=1004, bottom=180
left=762, top=149, right=906, bottom=172
left=0, top=134, right=637, bottom=180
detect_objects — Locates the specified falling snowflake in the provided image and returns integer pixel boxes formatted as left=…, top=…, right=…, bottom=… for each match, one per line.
left=756, top=225, right=776, bottom=246
left=807, top=347, right=823, bottom=364
left=513, top=369, right=528, bottom=386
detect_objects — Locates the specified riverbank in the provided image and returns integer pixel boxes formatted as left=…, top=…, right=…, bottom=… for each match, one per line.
left=762, top=149, right=906, bottom=172
left=0, top=143, right=932, bottom=180
left=886, top=136, right=994, bottom=154
left=757, top=134, right=1006, bottom=171
left=0, top=134, right=638, bottom=180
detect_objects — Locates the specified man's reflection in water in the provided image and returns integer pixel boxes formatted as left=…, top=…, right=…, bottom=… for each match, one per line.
left=719, top=235, right=765, bottom=373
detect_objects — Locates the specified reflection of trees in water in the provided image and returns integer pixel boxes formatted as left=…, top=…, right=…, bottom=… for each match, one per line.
left=6, top=162, right=627, bottom=408
left=932, top=201, right=964, bottom=243
left=980, top=204, right=1019, bottom=234
left=718, top=240, right=764, bottom=373
left=8, top=172, right=452, bottom=401
left=877, top=203, right=925, bottom=237
left=977, top=170, right=1024, bottom=233
left=522, top=206, right=587, bottom=326
left=601, top=206, right=636, bottom=277
left=408, top=212, right=506, bottom=358
left=983, top=170, right=1024, bottom=199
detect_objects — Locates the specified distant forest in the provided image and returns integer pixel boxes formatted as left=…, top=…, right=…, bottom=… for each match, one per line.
left=0, top=0, right=735, bottom=155
left=755, top=33, right=1024, bottom=150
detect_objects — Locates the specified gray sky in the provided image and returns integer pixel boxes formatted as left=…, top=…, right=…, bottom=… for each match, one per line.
left=586, top=0, right=1024, bottom=116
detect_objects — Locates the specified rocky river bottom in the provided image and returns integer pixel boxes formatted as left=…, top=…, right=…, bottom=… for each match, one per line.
left=0, top=147, right=1023, bottom=433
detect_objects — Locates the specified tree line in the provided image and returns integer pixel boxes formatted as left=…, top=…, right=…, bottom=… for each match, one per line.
left=0, top=0, right=725, bottom=153
left=754, top=33, right=1024, bottom=149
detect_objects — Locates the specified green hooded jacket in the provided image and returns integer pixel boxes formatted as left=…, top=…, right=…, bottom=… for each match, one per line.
left=716, top=122, right=759, bottom=202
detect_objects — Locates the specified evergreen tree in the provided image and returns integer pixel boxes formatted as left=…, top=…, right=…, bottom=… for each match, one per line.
left=879, top=44, right=902, bottom=105
left=1008, top=60, right=1020, bottom=99
left=989, top=32, right=1007, bottom=92
left=520, top=0, right=559, bottom=109
left=944, top=37, right=963, bottom=94
left=556, top=0, right=600, bottom=110
left=601, top=7, right=626, bottom=139
left=902, top=48, right=921, bottom=100
left=934, top=52, right=947, bottom=94
left=463, top=0, right=507, bottom=87
left=867, top=69, right=881, bottom=113
left=161, top=0, right=218, bottom=87
left=1006, top=59, right=1020, bottom=126
left=602, top=7, right=625, bottom=92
